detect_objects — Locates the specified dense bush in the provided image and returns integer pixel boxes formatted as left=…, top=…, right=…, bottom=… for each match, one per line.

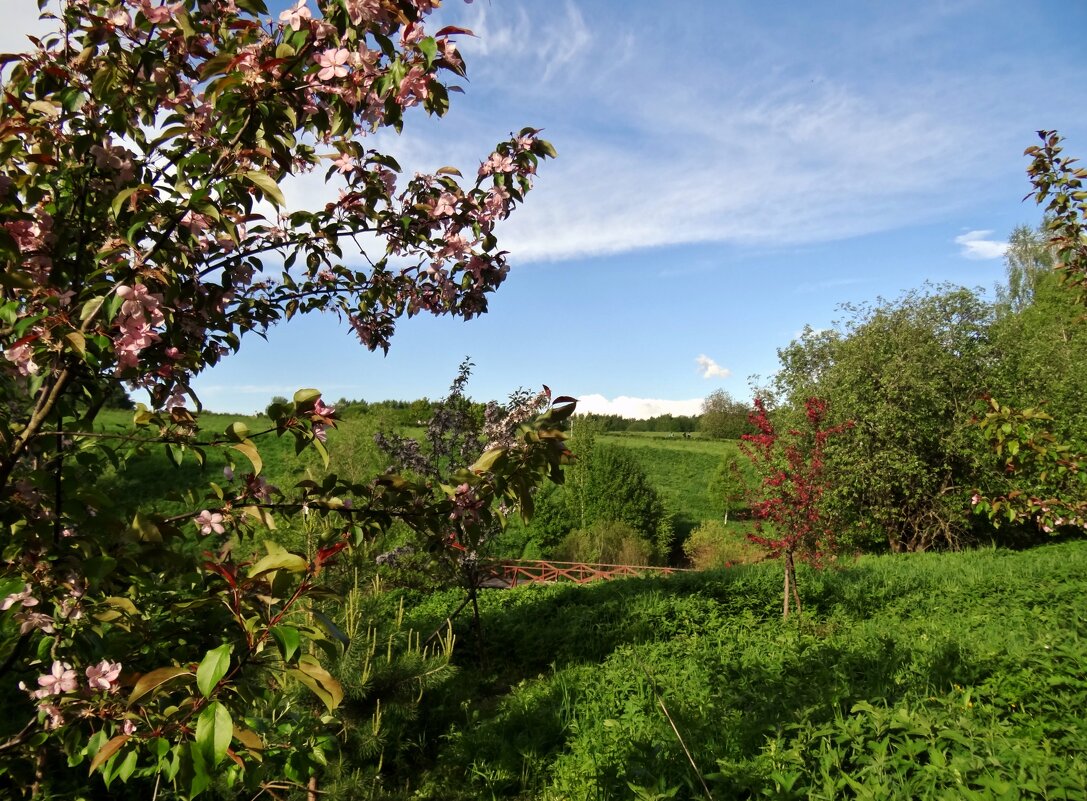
left=682, top=519, right=763, bottom=569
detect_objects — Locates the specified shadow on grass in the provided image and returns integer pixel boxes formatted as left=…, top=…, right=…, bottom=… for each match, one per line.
left=385, top=547, right=1087, bottom=799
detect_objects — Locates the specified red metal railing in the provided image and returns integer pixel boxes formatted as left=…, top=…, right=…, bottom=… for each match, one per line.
left=480, top=559, right=690, bottom=588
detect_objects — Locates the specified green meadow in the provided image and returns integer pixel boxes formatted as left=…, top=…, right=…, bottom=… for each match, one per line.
left=87, top=408, right=1087, bottom=799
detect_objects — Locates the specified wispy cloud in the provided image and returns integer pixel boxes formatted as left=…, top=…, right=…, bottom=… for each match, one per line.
left=954, top=229, right=1009, bottom=260
left=576, top=394, right=703, bottom=420
left=695, top=354, right=731, bottom=379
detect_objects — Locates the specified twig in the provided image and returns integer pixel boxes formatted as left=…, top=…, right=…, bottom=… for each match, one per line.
left=630, top=649, right=714, bottom=800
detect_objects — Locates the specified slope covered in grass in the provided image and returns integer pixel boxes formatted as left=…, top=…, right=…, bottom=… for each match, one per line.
left=348, top=541, right=1087, bottom=800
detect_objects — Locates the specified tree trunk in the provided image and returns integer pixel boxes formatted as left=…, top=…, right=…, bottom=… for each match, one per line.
left=782, top=550, right=801, bottom=619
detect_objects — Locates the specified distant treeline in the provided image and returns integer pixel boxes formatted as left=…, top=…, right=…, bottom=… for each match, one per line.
left=314, top=400, right=743, bottom=437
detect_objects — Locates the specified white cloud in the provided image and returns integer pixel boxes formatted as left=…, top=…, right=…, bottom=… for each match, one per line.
left=695, top=354, right=731, bottom=379
left=954, top=229, right=1009, bottom=260
left=576, top=394, right=703, bottom=420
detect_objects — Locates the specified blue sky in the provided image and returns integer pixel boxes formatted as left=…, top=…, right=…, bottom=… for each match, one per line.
left=10, top=1, right=1087, bottom=416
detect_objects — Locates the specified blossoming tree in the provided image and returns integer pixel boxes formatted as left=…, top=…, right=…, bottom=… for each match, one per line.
left=0, top=0, right=571, bottom=797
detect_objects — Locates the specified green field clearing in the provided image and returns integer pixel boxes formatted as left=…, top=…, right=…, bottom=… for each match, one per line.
left=598, top=433, right=745, bottom=535
left=358, top=540, right=1087, bottom=800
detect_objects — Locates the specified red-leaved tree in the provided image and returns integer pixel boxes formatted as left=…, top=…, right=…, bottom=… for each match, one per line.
left=741, top=397, right=851, bottom=618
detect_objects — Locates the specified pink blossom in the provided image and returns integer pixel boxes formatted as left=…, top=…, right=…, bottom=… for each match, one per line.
left=332, top=152, right=355, bottom=174
left=86, top=660, right=123, bottom=692
left=32, top=661, right=78, bottom=699
left=480, top=187, right=511, bottom=221
left=401, top=22, right=425, bottom=47
left=179, top=211, right=211, bottom=237
left=478, top=151, right=514, bottom=178
left=18, top=611, right=55, bottom=636
left=3, top=344, right=39, bottom=377
left=117, top=284, right=165, bottom=326
left=317, top=48, right=350, bottom=82
left=195, top=510, right=226, bottom=535
left=0, top=585, right=38, bottom=611
left=90, top=138, right=135, bottom=182
left=438, top=231, right=471, bottom=260
left=396, top=66, right=429, bottom=108
left=438, top=38, right=463, bottom=71
left=122, top=718, right=137, bottom=735
left=139, top=1, right=182, bottom=25
left=343, top=0, right=383, bottom=26
left=39, top=703, right=64, bottom=730
left=970, top=493, right=980, bottom=506
left=107, top=7, right=131, bottom=28
left=245, top=474, right=275, bottom=501
left=278, top=0, right=312, bottom=30
left=373, top=168, right=397, bottom=197
left=432, top=192, right=457, bottom=218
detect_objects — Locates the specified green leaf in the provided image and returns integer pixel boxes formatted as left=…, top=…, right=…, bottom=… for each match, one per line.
left=247, top=540, right=308, bottom=578
left=80, top=296, right=107, bottom=324
left=166, top=442, right=184, bottom=467
left=116, top=748, right=138, bottom=783
left=470, top=447, right=506, bottom=474
left=288, top=655, right=343, bottom=713
left=241, top=505, right=276, bottom=530
left=232, top=725, right=265, bottom=753
left=225, top=421, right=249, bottom=442
left=63, top=330, right=87, bottom=357
left=270, top=625, right=301, bottom=663
left=242, top=170, right=286, bottom=208
left=310, top=608, right=350, bottom=648
left=230, top=441, right=262, bottom=475
left=293, top=387, right=321, bottom=409
left=89, top=734, right=130, bottom=775
left=196, top=643, right=232, bottom=698
left=111, top=186, right=143, bottom=218
left=195, top=701, right=232, bottom=768
left=127, top=666, right=193, bottom=706
left=312, top=434, right=329, bottom=467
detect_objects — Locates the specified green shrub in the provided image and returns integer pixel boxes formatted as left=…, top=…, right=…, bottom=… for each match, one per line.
left=556, top=520, right=655, bottom=565
left=682, top=519, right=764, bottom=569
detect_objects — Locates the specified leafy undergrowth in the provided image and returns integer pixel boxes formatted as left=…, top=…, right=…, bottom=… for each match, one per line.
left=331, top=541, right=1087, bottom=800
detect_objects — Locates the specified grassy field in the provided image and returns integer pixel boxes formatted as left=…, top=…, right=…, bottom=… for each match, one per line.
left=92, top=409, right=746, bottom=556
left=597, top=433, right=747, bottom=537
left=339, top=540, right=1087, bottom=800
